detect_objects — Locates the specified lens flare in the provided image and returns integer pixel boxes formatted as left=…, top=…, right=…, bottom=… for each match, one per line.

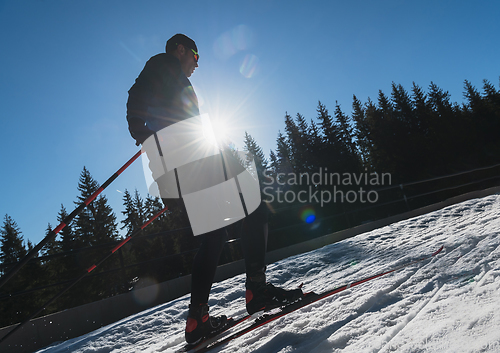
left=132, top=277, right=159, bottom=306
left=213, top=25, right=254, bottom=60
left=240, top=54, right=259, bottom=78
left=300, top=206, right=316, bottom=224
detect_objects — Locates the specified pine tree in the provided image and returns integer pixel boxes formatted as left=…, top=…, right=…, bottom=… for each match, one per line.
left=307, top=119, right=323, bottom=171
left=71, top=167, right=120, bottom=301
left=351, top=95, right=371, bottom=166
left=284, top=113, right=314, bottom=174
left=315, top=101, right=346, bottom=173
left=273, top=131, right=294, bottom=183
left=377, top=90, right=393, bottom=119
left=463, top=80, right=500, bottom=165
left=40, top=223, right=61, bottom=257
left=0, top=215, right=27, bottom=269
left=391, top=82, right=414, bottom=129
left=243, top=132, right=268, bottom=178
left=58, top=204, right=80, bottom=253
left=428, top=82, right=466, bottom=170
left=0, top=215, right=34, bottom=327
left=482, top=79, right=500, bottom=107
left=268, top=149, right=279, bottom=187
left=480, top=79, right=500, bottom=159
left=143, top=195, right=166, bottom=223
left=121, top=189, right=145, bottom=236
left=334, top=102, right=359, bottom=171
left=428, top=82, right=453, bottom=118
left=390, top=83, right=421, bottom=180
left=74, top=167, right=118, bottom=247
left=296, top=113, right=309, bottom=136
left=74, top=167, right=99, bottom=248
left=411, top=83, right=432, bottom=136
left=409, top=82, right=437, bottom=174
left=317, top=101, right=336, bottom=142
left=90, top=195, right=118, bottom=245
left=38, top=224, right=62, bottom=309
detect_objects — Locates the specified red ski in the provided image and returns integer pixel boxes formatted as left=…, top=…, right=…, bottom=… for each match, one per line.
left=184, top=245, right=444, bottom=353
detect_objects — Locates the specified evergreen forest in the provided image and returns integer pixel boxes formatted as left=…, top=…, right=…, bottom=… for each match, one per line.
left=1, top=79, right=500, bottom=328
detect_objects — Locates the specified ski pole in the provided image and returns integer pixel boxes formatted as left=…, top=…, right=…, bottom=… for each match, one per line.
left=0, top=205, right=168, bottom=346
left=0, top=150, right=143, bottom=290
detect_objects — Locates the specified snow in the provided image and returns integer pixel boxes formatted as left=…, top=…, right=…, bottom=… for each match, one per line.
left=35, top=194, right=500, bottom=353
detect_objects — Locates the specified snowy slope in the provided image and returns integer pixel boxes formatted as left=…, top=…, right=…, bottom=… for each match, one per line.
left=36, top=194, right=500, bottom=353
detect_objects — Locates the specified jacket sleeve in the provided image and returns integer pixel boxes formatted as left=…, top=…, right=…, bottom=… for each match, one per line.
left=126, top=115, right=154, bottom=145
left=126, top=56, right=160, bottom=145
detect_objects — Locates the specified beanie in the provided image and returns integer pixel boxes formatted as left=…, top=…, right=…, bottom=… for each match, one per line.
left=166, top=34, right=198, bottom=53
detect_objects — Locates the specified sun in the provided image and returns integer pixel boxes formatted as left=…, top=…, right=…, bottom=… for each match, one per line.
left=211, top=120, right=230, bottom=144
left=201, top=114, right=231, bottom=147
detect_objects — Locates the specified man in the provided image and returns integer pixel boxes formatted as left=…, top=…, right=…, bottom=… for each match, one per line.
left=126, top=33, right=302, bottom=345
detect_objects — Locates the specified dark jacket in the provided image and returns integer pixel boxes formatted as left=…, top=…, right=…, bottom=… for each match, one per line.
left=127, top=53, right=199, bottom=144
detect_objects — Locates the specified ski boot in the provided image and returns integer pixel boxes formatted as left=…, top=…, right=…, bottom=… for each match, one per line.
left=245, top=280, right=303, bottom=315
left=185, top=303, right=227, bottom=345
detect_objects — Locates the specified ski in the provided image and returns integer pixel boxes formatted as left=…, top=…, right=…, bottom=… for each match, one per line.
left=176, top=314, right=252, bottom=352
left=192, top=245, right=444, bottom=352
left=177, top=283, right=305, bottom=352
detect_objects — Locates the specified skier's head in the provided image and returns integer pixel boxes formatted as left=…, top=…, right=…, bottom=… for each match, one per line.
left=166, top=34, right=199, bottom=78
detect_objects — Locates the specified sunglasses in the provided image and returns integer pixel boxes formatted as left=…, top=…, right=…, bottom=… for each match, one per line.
left=190, top=48, right=199, bottom=62
left=175, top=43, right=199, bottom=62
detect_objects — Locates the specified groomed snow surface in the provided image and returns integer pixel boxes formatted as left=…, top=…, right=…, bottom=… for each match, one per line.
left=37, top=194, right=500, bottom=353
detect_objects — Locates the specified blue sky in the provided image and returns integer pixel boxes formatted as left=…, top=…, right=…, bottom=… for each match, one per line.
left=1, top=0, right=499, bottom=246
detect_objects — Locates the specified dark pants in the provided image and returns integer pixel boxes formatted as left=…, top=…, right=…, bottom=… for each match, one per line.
left=181, top=201, right=269, bottom=306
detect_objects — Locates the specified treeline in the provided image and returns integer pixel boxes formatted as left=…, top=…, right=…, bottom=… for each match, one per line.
left=260, top=79, right=500, bottom=186
left=2, top=78, right=500, bottom=327
left=244, top=79, right=500, bottom=247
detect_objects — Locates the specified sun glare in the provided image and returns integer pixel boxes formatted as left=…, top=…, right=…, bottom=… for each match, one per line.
left=201, top=115, right=230, bottom=147
left=211, top=120, right=229, bottom=144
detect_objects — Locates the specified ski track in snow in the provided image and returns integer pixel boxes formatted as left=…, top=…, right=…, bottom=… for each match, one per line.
left=34, top=194, right=500, bottom=353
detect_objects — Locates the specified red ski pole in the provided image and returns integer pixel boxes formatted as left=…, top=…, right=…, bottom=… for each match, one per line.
left=0, top=150, right=143, bottom=290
